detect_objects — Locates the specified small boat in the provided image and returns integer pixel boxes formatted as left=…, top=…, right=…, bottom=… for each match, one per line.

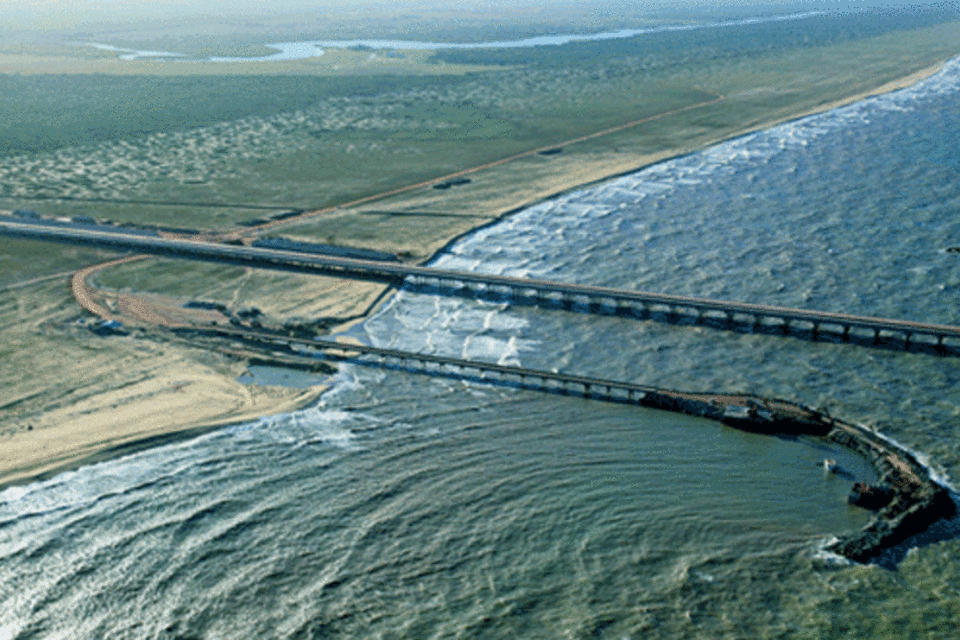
left=822, top=458, right=855, bottom=479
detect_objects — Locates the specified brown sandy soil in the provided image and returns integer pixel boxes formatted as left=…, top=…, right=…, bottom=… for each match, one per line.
left=71, top=255, right=148, bottom=320
left=1, top=60, right=950, bottom=489
left=0, top=364, right=326, bottom=488
left=0, top=281, right=325, bottom=488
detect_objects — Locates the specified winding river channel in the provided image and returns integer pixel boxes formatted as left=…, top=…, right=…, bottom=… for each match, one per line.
left=81, top=10, right=826, bottom=62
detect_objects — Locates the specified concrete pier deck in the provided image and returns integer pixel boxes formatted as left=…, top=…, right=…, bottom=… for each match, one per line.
left=4, top=217, right=960, bottom=354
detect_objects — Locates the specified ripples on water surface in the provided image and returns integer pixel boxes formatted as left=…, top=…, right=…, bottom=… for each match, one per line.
left=3, top=59, right=960, bottom=639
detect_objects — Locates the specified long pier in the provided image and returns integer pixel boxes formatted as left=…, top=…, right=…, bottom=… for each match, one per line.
left=4, top=217, right=960, bottom=352
left=188, top=325, right=837, bottom=429
left=4, top=213, right=955, bottom=562
left=193, top=325, right=956, bottom=564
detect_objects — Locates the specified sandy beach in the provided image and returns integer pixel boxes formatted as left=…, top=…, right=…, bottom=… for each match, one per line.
left=0, top=59, right=949, bottom=490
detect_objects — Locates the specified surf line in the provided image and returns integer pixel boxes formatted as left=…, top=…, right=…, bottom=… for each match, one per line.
left=193, top=325, right=958, bottom=564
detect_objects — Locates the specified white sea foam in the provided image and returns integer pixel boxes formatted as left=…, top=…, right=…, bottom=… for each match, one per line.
left=230, top=406, right=363, bottom=451
left=850, top=421, right=957, bottom=491
left=811, top=536, right=855, bottom=566
left=0, top=441, right=210, bottom=518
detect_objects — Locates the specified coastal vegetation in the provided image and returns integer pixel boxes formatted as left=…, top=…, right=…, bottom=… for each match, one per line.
left=5, top=7, right=960, bottom=637
left=1, top=4, right=960, bottom=486
left=0, top=15, right=955, bottom=221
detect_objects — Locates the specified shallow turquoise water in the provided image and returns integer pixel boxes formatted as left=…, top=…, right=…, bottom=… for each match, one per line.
left=3, top=55, right=960, bottom=640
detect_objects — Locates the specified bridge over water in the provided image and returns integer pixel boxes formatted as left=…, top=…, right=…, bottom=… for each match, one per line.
left=4, top=217, right=960, bottom=354
left=3, top=216, right=955, bottom=564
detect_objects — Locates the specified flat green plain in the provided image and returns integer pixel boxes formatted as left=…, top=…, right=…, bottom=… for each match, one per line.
left=2, top=11, right=958, bottom=242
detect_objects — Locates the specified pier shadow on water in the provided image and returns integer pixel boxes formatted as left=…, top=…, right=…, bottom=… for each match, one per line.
left=403, top=282, right=960, bottom=358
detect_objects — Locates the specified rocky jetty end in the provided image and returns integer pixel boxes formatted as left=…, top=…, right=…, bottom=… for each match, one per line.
left=628, top=388, right=957, bottom=563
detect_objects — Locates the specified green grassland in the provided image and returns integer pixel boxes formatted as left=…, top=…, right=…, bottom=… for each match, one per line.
left=2, top=8, right=960, bottom=322
left=0, top=73, right=442, bottom=155
left=0, top=236, right=120, bottom=288
left=0, top=199, right=292, bottom=232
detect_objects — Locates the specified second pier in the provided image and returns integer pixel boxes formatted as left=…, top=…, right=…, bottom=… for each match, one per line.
left=4, top=217, right=960, bottom=354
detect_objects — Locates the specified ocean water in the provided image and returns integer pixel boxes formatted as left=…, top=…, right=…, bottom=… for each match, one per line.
left=3, top=57, right=960, bottom=638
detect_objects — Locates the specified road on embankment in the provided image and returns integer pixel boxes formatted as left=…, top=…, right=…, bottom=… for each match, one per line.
left=4, top=217, right=960, bottom=352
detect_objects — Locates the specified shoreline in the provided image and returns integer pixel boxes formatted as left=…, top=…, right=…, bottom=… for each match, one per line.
left=0, top=58, right=950, bottom=493
left=417, top=59, right=947, bottom=269
left=0, top=373, right=327, bottom=490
